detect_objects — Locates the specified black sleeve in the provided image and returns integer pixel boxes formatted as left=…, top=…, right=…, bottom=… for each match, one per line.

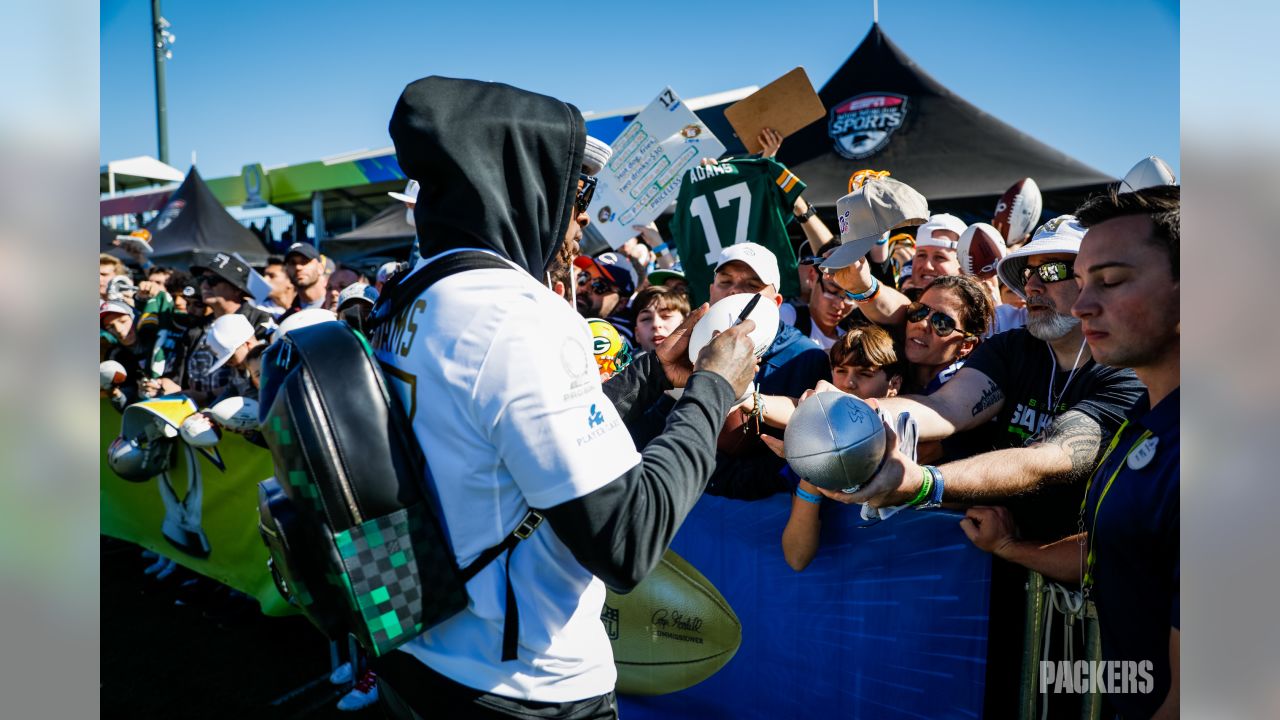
left=539, top=370, right=734, bottom=592
left=957, top=328, right=1017, bottom=389
left=705, top=447, right=789, bottom=500
left=601, top=350, right=672, bottom=427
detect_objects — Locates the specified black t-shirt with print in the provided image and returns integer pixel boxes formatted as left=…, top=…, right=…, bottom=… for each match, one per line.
left=957, top=328, right=1145, bottom=541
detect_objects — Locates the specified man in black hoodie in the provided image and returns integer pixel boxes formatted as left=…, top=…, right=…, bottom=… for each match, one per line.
left=373, top=77, right=759, bottom=719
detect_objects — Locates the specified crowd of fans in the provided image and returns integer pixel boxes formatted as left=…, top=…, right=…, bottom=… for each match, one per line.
left=101, top=128, right=1178, bottom=717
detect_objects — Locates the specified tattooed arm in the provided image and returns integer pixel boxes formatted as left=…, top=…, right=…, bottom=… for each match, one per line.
left=818, top=406, right=1106, bottom=508
left=875, top=367, right=1007, bottom=441
left=931, top=409, right=1106, bottom=501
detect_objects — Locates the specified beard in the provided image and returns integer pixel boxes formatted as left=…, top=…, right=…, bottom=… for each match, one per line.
left=1025, top=298, right=1080, bottom=340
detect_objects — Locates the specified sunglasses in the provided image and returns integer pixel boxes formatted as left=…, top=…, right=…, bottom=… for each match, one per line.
left=577, top=273, right=614, bottom=296
left=906, top=301, right=975, bottom=339
left=1023, top=260, right=1076, bottom=285
left=817, top=274, right=856, bottom=303
left=576, top=174, right=598, bottom=214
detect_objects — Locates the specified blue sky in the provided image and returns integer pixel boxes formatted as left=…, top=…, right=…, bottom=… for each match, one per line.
left=101, top=0, right=1179, bottom=183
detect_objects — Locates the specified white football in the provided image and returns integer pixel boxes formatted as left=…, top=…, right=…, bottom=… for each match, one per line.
left=992, top=177, right=1043, bottom=245
left=179, top=412, right=222, bottom=448
left=957, top=223, right=1008, bottom=280
left=208, top=396, right=261, bottom=432
left=687, top=292, right=780, bottom=364
left=100, top=360, right=128, bottom=390
left=1119, top=156, right=1177, bottom=192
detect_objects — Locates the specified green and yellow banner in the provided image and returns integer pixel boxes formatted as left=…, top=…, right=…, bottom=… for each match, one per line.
left=100, top=398, right=295, bottom=616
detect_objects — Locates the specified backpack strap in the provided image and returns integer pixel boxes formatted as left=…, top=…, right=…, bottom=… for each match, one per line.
left=368, top=251, right=514, bottom=331
left=366, top=248, right=543, bottom=662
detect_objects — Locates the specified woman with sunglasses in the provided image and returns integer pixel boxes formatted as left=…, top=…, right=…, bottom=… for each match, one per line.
left=901, top=275, right=993, bottom=395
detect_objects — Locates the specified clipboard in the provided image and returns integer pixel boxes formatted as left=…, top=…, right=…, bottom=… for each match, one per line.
left=724, top=67, right=826, bottom=154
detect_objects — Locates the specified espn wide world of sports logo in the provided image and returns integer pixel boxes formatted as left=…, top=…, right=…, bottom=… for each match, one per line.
left=1039, top=660, right=1155, bottom=694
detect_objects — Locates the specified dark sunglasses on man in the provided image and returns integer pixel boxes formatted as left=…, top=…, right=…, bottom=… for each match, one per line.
left=576, top=174, right=598, bottom=214
left=905, top=301, right=975, bottom=339
left=1022, top=260, right=1075, bottom=285
left=576, top=272, right=614, bottom=296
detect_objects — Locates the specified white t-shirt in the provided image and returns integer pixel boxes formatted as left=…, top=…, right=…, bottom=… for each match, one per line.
left=376, top=249, right=641, bottom=702
left=988, top=304, right=1027, bottom=337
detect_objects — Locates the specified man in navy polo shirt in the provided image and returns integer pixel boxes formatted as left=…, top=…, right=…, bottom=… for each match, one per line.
left=962, top=185, right=1180, bottom=718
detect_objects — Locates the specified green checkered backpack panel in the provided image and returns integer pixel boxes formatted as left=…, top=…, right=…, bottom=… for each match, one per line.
left=333, top=505, right=468, bottom=656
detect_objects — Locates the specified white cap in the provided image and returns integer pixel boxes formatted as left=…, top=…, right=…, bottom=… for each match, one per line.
left=583, top=136, right=613, bottom=175
left=915, top=213, right=967, bottom=250
left=1119, top=156, right=1177, bottom=193
left=271, top=308, right=337, bottom=344
left=376, top=261, right=401, bottom=285
left=996, top=215, right=1088, bottom=300
left=204, top=314, right=255, bottom=372
left=715, top=243, right=781, bottom=290
left=388, top=179, right=420, bottom=204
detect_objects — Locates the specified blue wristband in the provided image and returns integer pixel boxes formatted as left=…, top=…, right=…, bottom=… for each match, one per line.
left=846, top=276, right=880, bottom=302
left=920, top=465, right=945, bottom=508
left=795, top=487, right=822, bottom=505
left=874, top=232, right=889, bottom=246
left=652, top=242, right=669, bottom=255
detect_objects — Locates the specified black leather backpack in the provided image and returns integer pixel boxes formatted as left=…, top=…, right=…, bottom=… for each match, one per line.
left=256, top=251, right=543, bottom=658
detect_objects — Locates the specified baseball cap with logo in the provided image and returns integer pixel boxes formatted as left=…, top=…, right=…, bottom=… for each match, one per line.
left=914, top=213, right=968, bottom=250
left=821, top=177, right=929, bottom=269
left=190, top=251, right=252, bottom=296
left=284, top=242, right=322, bottom=262
left=996, top=215, right=1088, bottom=300
left=337, top=282, right=379, bottom=311
left=203, top=313, right=255, bottom=372
left=714, top=242, right=781, bottom=290
left=574, top=252, right=638, bottom=295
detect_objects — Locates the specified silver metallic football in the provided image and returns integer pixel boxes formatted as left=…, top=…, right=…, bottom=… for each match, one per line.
left=784, top=392, right=886, bottom=493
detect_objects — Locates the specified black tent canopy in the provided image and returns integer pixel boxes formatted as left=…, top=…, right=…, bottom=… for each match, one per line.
left=127, top=168, right=271, bottom=269
left=323, top=203, right=416, bottom=262
left=779, top=24, right=1114, bottom=217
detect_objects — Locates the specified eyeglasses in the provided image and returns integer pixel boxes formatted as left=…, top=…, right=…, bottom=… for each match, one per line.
left=577, top=272, right=614, bottom=296
left=1023, top=261, right=1076, bottom=285
left=576, top=174, right=598, bottom=214
left=817, top=274, right=856, bottom=304
left=905, top=301, right=975, bottom=339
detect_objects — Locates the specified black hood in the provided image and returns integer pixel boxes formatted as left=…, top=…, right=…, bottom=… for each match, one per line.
left=389, top=76, right=586, bottom=278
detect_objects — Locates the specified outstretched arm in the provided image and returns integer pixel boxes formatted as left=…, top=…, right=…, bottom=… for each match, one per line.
left=876, top=367, right=1006, bottom=441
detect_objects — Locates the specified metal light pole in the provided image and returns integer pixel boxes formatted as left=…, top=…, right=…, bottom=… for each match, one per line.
left=151, top=0, right=174, bottom=164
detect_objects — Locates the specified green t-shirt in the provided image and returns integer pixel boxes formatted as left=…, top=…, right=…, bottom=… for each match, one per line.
left=670, top=157, right=806, bottom=306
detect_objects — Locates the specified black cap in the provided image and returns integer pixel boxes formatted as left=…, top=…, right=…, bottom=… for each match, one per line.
left=190, top=251, right=252, bottom=297
left=285, top=242, right=321, bottom=262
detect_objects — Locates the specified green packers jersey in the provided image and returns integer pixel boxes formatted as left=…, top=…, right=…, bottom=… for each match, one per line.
left=670, top=157, right=805, bottom=306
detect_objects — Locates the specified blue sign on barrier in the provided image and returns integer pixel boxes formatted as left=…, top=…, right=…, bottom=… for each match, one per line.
left=618, top=493, right=991, bottom=720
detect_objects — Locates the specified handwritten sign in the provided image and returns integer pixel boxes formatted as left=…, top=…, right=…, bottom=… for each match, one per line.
left=590, top=87, right=725, bottom=249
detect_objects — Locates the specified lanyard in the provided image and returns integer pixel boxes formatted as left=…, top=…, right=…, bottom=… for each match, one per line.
left=1078, top=420, right=1154, bottom=591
